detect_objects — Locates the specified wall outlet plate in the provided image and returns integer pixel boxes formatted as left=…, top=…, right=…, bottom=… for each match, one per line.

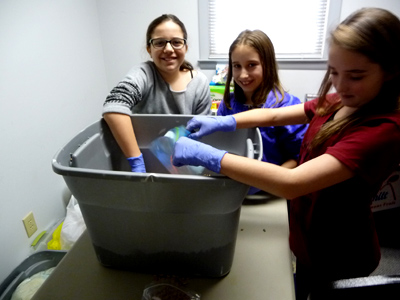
left=22, top=211, right=38, bottom=238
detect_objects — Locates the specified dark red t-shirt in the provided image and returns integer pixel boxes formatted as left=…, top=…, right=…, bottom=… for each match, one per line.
left=289, top=94, right=400, bottom=280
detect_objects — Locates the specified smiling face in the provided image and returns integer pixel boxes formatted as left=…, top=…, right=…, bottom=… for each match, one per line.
left=231, top=45, right=263, bottom=104
left=147, top=20, right=188, bottom=77
left=328, top=43, right=387, bottom=110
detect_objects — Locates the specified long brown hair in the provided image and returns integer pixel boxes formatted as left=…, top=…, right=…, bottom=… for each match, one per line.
left=310, top=7, right=400, bottom=149
left=223, top=30, right=285, bottom=109
left=146, top=14, right=193, bottom=71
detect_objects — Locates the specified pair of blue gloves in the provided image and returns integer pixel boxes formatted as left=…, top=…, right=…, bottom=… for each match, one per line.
left=127, top=115, right=237, bottom=173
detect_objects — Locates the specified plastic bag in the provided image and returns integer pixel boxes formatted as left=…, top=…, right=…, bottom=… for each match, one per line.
left=60, top=195, right=86, bottom=250
left=47, top=222, right=63, bottom=250
left=149, top=126, right=204, bottom=175
left=11, top=267, right=55, bottom=300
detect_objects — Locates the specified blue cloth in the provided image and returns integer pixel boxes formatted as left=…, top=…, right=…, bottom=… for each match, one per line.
left=217, top=91, right=308, bottom=166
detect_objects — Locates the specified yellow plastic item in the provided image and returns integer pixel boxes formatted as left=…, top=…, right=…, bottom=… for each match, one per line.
left=47, top=222, right=63, bottom=250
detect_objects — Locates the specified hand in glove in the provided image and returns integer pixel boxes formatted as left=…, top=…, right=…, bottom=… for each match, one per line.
left=186, top=115, right=236, bottom=140
left=172, top=137, right=227, bottom=174
left=127, top=153, right=146, bottom=173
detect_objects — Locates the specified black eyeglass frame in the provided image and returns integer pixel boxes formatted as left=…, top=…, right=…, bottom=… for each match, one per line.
left=148, top=38, right=187, bottom=49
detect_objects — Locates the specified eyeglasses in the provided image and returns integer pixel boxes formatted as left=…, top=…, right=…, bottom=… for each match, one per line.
left=148, top=38, right=187, bottom=50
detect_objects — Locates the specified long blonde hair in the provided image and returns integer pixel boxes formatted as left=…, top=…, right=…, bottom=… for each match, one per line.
left=310, top=7, right=400, bottom=150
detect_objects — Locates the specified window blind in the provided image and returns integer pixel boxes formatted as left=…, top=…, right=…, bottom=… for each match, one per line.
left=208, top=0, right=329, bottom=59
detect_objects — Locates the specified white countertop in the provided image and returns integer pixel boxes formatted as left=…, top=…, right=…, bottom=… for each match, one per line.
left=32, top=196, right=295, bottom=300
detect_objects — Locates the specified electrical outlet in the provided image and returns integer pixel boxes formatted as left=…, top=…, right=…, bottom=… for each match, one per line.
left=22, top=212, right=38, bottom=238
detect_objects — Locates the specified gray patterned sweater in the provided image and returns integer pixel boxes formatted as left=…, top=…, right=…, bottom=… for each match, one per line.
left=103, top=61, right=211, bottom=115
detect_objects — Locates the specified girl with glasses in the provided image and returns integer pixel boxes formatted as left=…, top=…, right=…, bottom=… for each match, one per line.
left=102, top=14, right=211, bottom=173
left=173, top=8, right=400, bottom=298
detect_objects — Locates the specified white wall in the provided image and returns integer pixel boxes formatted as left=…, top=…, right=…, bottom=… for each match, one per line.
left=1, top=0, right=399, bottom=285
left=0, top=0, right=107, bottom=282
left=280, top=0, right=400, bottom=99
left=97, top=0, right=201, bottom=88
left=341, top=0, right=400, bottom=17
left=97, top=0, right=400, bottom=101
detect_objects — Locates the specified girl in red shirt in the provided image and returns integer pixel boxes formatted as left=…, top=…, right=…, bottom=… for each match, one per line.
left=172, top=7, right=400, bottom=299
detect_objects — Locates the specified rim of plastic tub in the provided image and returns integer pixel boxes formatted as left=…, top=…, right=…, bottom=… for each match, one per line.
left=52, top=115, right=262, bottom=184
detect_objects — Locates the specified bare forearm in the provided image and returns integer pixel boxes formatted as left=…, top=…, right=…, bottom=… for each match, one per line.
left=234, top=104, right=308, bottom=129
left=220, top=154, right=296, bottom=199
left=219, top=153, right=354, bottom=200
left=103, top=113, right=141, bottom=158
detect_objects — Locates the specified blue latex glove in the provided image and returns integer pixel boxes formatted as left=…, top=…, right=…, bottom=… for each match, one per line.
left=127, top=153, right=146, bottom=173
left=172, top=137, right=227, bottom=173
left=186, top=115, right=236, bottom=140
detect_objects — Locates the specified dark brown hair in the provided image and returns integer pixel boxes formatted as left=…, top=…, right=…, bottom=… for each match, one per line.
left=146, top=14, right=193, bottom=71
left=223, top=29, right=285, bottom=109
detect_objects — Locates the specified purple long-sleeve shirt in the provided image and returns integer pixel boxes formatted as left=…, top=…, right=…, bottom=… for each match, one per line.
left=217, top=91, right=308, bottom=166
